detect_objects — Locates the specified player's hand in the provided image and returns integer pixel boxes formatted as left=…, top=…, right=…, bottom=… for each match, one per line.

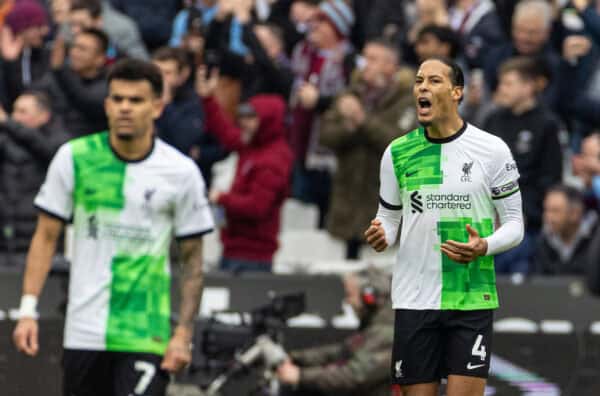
left=160, top=329, right=192, bottom=373
left=365, top=219, right=388, bottom=252
left=13, top=317, right=39, bottom=356
left=441, top=224, right=488, bottom=264
left=277, top=359, right=300, bottom=385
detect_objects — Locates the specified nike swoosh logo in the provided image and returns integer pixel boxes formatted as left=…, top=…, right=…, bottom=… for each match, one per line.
left=467, top=363, right=485, bottom=370
left=405, top=170, right=419, bottom=177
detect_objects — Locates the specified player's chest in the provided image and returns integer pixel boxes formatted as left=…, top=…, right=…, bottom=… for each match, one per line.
left=400, top=149, right=488, bottom=195
left=75, top=167, right=178, bottom=218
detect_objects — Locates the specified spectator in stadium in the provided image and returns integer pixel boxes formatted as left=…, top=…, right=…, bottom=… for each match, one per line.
left=1, top=0, right=50, bottom=109
left=533, top=185, right=598, bottom=275
left=448, top=0, right=505, bottom=69
left=319, top=39, right=416, bottom=259
left=197, top=66, right=293, bottom=273
left=0, top=0, right=14, bottom=27
left=572, top=133, right=600, bottom=213
left=242, top=22, right=295, bottom=100
left=107, top=0, right=180, bottom=51
left=289, top=0, right=356, bottom=228
left=414, top=25, right=462, bottom=64
left=169, top=0, right=216, bottom=48
left=402, top=0, right=449, bottom=65
left=559, top=34, right=600, bottom=129
left=277, top=267, right=394, bottom=396
left=68, top=0, right=149, bottom=60
left=33, top=28, right=108, bottom=137
left=483, top=0, right=561, bottom=110
left=0, top=91, right=68, bottom=264
left=361, top=0, right=407, bottom=47
left=482, top=57, right=563, bottom=274
left=152, top=46, right=227, bottom=187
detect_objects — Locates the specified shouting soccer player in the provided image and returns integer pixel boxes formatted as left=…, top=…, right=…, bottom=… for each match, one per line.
left=13, top=59, right=214, bottom=396
left=365, top=58, right=524, bottom=396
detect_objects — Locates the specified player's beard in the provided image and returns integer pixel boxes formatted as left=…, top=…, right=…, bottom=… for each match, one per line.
left=419, top=120, right=432, bottom=127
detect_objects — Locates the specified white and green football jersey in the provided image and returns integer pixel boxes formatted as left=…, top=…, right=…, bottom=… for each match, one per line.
left=35, top=132, right=214, bottom=354
left=379, top=123, right=520, bottom=311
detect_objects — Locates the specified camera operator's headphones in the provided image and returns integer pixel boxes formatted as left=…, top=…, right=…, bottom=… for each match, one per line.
left=361, top=284, right=379, bottom=308
left=355, top=267, right=390, bottom=310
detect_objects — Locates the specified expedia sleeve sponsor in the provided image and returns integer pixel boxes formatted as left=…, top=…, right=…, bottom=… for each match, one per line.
left=491, top=180, right=519, bottom=200
left=425, top=193, right=472, bottom=210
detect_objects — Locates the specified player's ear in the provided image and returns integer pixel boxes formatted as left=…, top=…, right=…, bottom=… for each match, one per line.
left=452, top=86, right=464, bottom=103
left=152, top=95, right=165, bottom=120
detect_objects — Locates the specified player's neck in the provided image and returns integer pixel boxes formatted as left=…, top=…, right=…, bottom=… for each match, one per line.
left=109, top=129, right=155, bottom=162
left=425, top=116, right=465, bottom=141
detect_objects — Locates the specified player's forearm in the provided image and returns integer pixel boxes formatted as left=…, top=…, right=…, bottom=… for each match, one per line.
left=176, top=238, right=204, bottom=339
left=23, top=227, right=60, bottom=296
left=375, top=202, right=402, bottom=246
left=485, top=191, right=525, bottom=256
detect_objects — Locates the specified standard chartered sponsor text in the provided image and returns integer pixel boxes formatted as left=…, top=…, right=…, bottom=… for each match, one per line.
left=425, top=193, right=472, bottom=210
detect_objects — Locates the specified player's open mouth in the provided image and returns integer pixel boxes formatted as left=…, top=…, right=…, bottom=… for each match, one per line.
left=417, top=98, right=432, bottom=114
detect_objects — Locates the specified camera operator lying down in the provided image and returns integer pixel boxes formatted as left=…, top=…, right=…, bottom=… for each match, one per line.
left=276, top=267, right=394, bottom=396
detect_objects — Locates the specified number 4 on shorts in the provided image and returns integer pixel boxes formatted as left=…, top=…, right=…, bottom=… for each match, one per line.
left=471, top=334, right=486, bottom=362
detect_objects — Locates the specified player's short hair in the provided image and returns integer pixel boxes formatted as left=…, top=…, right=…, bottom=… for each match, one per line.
left=20, top=90, right=51, bottom=113
left=546, top=184, right=584, bottom=208
left=152, top=46, right=190, bottom=71
left=79, top=27, right=109, bottom=55
left=416, top=25, right=461, bottom=59
left=364, top=37, right=401, bottom=64
left=70, top=0, right=102, bottom=18
left=421, top=57, right=464, bottom=87
left=108, top=59, right=163, bottom=97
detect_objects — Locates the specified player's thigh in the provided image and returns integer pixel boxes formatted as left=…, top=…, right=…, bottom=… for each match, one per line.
left=401, top=382, right=440, bottom=396
left=112, top=352, right=169, bottom=396
left=391, top=309, right=443, bottom=386
left=444, top=310, right=493, bottom=379
left=63, top=349, right=111, bottom=396
left=446, top=374, right=486, bottom=396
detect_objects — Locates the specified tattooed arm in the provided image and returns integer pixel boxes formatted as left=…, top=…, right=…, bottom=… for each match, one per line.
left=160, top=237, right=204, bottom=373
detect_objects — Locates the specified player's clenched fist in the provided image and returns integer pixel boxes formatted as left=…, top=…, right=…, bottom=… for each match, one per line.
left=13, top=318, right=39, bottom=356
left=365, top=219, right=388, bottom=252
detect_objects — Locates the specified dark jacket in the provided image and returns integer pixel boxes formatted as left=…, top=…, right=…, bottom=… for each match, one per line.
left=108, top=0, right=180, bottom=50
left=1, top=46, right=51, bottom=110
left=533, top=214, right=598, bottom=275
left=483, top=42, right=562, bottom=110
left=156, top=83, right=227, bottom=187
left=290, top=302, right=395, bottom=396
left=33, top=66, right=108, bottom=138
left=203, top=95, right=293, bottom=262
left=482, top=105, right=563, bottom=231
left=461, top=10, right=505, bottom=69
left=242, top=23, right=295, bottom=100
left=319, top=68, right=417, bottom=241
left=0, top=117, right=69, bottom=253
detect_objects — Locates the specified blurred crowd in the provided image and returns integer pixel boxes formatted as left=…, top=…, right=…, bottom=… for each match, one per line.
left=1, top=0, right=600, bottom=276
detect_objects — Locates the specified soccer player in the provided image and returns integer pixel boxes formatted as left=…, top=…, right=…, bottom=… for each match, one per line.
left=365, top=58, right=524, bottom=396
left=12, top=59, right=214, bottom=396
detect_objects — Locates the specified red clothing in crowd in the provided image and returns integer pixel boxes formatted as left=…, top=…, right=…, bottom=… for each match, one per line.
left=202, top=95, right=293, bottom=262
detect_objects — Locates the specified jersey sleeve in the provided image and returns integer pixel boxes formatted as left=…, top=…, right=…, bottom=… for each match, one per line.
left=379, top=145, right=403, bottom=210
left=34, top=143, right=74, bottom=222
left=488, top=140, right=520, bottom=200
left=174, top=164, right=215, bottom=239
